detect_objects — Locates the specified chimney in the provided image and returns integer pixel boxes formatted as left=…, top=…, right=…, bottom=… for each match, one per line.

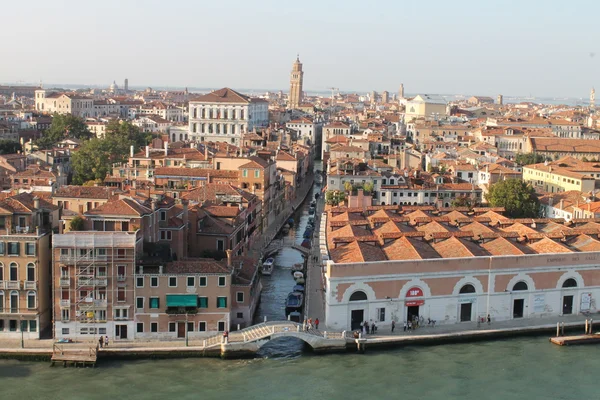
left=226, top=250, right=232, bottom=268
left=159, top=265, right=163, bottom=274
left=33, top=196, right=40, bottom=209
left=130, top=145, right=134, bottom=158
left=164, top=141, right=168, bottom=156
left=145, top=145, right=150, bottom=158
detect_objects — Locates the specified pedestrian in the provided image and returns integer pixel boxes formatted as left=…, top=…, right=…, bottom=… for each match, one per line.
left=487, top=314, right=491, bottom=325
left=98, top=336, right=103, bottom=348
left=408, top=321, right=412, bottom=331
left=403, top=321, right=407, bottom=332
left=315, top=318, right=319, bottom=330
left=371, top=322, right=375, bottom=334
left=104, top=335, right=109, bottom=347
left=363, top=321, right=369, bottom=334
left=391, top=320, right=396, bottom=333
left=361, top=324, right=367, bottom=337
left=308, top=318, right=313, bottom=330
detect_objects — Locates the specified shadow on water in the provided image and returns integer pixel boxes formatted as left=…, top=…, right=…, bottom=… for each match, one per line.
left=0, top=361, right=32, bottom=378
left=256, top=336, right=311, bottom=359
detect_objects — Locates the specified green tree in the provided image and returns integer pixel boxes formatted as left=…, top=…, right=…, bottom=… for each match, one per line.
left=451, top=196, right=476, bottom=208
left=35, top=113, right=92, bottom=149
left=514, top=153, right=546, bottom=166
left=362, top=182, right=374, bottom=194
left=485, top=179, right=540, bottom=218
left=69, top=216, right=85, bottom=231
left=325, top=190, right=346, bottom=206
left=343, top=181, right=353, bottom=192
left=0, top=140, right=22, bottom=154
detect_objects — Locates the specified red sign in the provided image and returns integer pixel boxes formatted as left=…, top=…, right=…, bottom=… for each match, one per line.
left=406, top=300, right=425, bottom=306
left=406, top=287, right=424, bottom=298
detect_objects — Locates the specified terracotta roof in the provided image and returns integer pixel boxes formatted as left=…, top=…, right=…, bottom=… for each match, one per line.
left=85, top=198, right=151, bottom=217
left=190, top=88, right=250, bottom=104
left=530, top=138, right=600, bottom=154
left=53, top=186, right=115, bottom=199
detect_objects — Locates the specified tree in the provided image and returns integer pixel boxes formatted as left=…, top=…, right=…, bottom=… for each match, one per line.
left=325, top=190, right=346, bottom=206
left=451, top=196, right=477, bottom=208
left=69, top=216, right=84, bottom=231
left=485, top=179, right=540, bottom=218
left=362, top=182, right=374, bottom=194
left=343, top=181, right=353, bottom=192
left=35, top=113, right=92, bottom=149
left=514, top=153, right=546, bottom=166
left=0, top=140, right=22, bottom=154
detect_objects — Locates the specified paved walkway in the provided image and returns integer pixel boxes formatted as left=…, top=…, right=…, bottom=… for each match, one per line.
left=305, top=185, right=326, bottom=323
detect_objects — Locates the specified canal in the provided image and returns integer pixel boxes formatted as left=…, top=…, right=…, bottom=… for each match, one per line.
left=253, top=162, right=322, bottom=357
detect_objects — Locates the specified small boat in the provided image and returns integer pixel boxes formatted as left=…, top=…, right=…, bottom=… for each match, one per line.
left=288, top=311, right=302, bottom=322
left=310, top=201, right=316, bottom=207
left=262, top=258, right=274, bottom=275
left=293, top=284, right=305, bottom=292
left=301, top=239, right=312, bottom=249
left=292, top=263, right=304, bottom=272
left=293, top=271, right=305, bottom=284
left=308, top=216, right=315, bottom=224
left=285, top=291, right=304, bottom=312
left=287, top=218, right=294, bottom=226
left=308, top=207, right=315, bottom=215
left=303, top=230, right=313, bottom=239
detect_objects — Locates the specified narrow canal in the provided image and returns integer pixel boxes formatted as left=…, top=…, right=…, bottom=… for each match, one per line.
left=253, top=161, right=322, bottom=357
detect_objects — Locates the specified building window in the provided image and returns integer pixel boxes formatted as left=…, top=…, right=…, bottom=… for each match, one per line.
left=218, top=321, right=226, bottom=332
left=198, top=297, right=208, bottom=308
left=117, top=265, right=126, bottom=280
left=136, top=297, right=144, bottom=309
left=27, top=291, right=36, bottom=309
left=187, top=322, right=194, bottom=332
left=160, top=230, right=172, bottom=240
left=151, top=322, right=158, bottom=333
left=199, top=276, right=207, bottom=287
left=151, top=277, right=158, bottom=287
left=9, top=263, right=17, bottom=281
left=62, top=328, right=70, bottom=335
left=160, top=211, right=167, bottom=221
left=217, top=297, right=227, bottom=308
left=25, top=243, right=35, bottom=256
left=236, top=292, right=244, bottom=303
left=0, top=242, right=4, bottom=255
left=137, top=323, right=144, bottom=333
left=117, top=287, right=125, bottom=302
left=217, top=240, right=224, bottom=251
left=169, top=322, right=176, bottom=332
left=198, top=322, right=206, bottom=332
left=254, top=170, right=260, bottom=178
left=169, top=277, right=177, bottom=287
left=8, top=242, right=19, bottom=256
left=187, top=276, right=195, bottom=287
left=243, top=169, right=248, bottom=177
left=10, top=291, right=18, bottom=313
left=0, top=291, right=3, bottom=313
left=27, top=263, right=35, bottom=282
left=150, top=297, right=159, bottom=309
left=237, top=312, right=243, bottom=319
left=379, top=307, right=385, bottom=322
left=136, top=277, right=144, bottom=287
left=218, top=276, right=226, bottom=287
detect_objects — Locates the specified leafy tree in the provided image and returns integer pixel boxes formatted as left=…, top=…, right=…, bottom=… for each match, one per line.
left=485, top=179, right=540, bottom=218
left=343, top=181, right=353, bottom=192
left=362, top=182, right=374, bottom=194
left=35, top=113, right=92, bottom=149
left=325, top=190, right=346, bottom=206
left=0, top=140, right=22, bottom=154
left=451, top=196, right=477, bottom=208
left=69, top=216, right=84, bottom=231
left=514, top=153, right=546, bottom=166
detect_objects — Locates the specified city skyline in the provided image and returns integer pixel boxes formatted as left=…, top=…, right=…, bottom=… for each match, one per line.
left=2, top=0, right=599, bottom=97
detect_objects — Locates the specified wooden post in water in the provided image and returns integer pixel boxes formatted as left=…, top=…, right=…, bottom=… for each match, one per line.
left=561, top=322, right=565, bottom=336
left=590, top=319, right=594, bottom=334
left=264, top=316, right=267, bottom=323
left=556, top=323, right=560, bottom=337
left=585, top=319, right=589, bottom=335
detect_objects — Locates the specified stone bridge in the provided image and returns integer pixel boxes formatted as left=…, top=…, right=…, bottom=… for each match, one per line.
left=203, top=321, right=348, bottom=357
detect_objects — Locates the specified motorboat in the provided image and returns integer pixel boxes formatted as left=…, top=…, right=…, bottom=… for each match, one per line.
left=262, top=258, right=274, bottom=275
left=287, top=218, right=294, bottom=227
left=293, top=284, right=305, bottom=292
left=301, top=239, right=312, bottom=249
left=308, top=207, right=315, bottom=215
left=285, top=291, right=304, bottom=312
left=293, top=271, right=305, bottom=284
left=303, top=229, right=313, bottom=239
left=292, top=263, right=304, bottom=272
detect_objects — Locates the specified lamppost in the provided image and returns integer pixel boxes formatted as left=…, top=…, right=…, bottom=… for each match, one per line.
left=185, top=312, right=189, bottom=347
left=20, top=316, right=25, bottom=349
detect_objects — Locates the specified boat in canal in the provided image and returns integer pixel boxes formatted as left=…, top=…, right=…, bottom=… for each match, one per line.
left=292, top=263, right=304, bottom=272
left=285, top=291, right=304, bottom=312
left=293, top=284, right=305, bottom=292
left=262, top=258, right=275, bottom=275
left=293, top=271, right=305, bottom=284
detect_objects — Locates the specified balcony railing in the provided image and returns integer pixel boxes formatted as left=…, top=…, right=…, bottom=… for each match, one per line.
left=117, top=275, right=126, bottom=282
left=77, top=299, right=107, bottom=309
left=6, top=281, right=20, bottom=290
left=0, top=281, right=5, bottom=289
left=60, top=277, right=70, bottom=287
left=24, top=281, right=37, bottom=290
left=77, top=277, right=108, bottom=286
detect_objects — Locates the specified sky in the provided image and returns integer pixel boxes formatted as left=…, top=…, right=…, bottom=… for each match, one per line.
left=2, top=0, right=599, bottom=98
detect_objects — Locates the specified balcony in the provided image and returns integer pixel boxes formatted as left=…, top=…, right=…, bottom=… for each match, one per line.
left=60, top=299, right=70, bottom=308
left=24, top=281, right=37, bottom=290
left=117, top=275, right=126, bottom=282
left=60, top=277, right=70, bottom=287
left=77, top=277, right=108, bottom=286
left=6, top=281, right=21, bottom=290
left=0, top=281, right=5, bottom=289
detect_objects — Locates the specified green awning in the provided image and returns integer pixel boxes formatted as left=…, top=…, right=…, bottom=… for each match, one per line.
left=166, top=294, right=197, bottom=307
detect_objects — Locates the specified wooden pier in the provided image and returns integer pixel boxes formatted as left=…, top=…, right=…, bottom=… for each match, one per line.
left=51, top=343, right=98, bottom=367
left=550, top=334, right=600, bottom=346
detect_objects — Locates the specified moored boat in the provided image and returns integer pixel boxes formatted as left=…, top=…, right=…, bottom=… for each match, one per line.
left=293, top=271, right=305, bottom=284
left=292, top=263, right=303, bottom=272
left=285, top=291, right=304, bottom=312
left=262, top=258, right=274, bottom=275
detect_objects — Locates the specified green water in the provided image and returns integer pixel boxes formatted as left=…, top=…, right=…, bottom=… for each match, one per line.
left=1, top=337, right=597, bottom=400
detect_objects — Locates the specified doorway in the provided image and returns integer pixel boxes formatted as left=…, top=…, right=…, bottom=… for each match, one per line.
left=407, top=306, right=420, bottom=322
left=115, top=324, right=128, bottom=339
left=177, top=322, right=186, bottom=338
left=460, top=303, right=472, bottom=322
left=562, top=295, right=574, bottom=315
left=351, top=309, right=364, bottom=331
left=513, top=299, right=524, bottom=318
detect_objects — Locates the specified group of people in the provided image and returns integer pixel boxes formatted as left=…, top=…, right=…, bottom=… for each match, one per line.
left=303, top=317, right=319, bottom=331
left=361, top=321, right=377, bottom=336
left=98, top=335, right=109, bottom=348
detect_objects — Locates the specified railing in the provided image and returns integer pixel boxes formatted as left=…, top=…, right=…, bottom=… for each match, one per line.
left=77, top=277, right=108, bottom=286
left=117, top=275, right=126, bottom=282
left=60, top=277, right=70, bottom=287
left=24, top=281, right=37, bottom=289
left=0, top=281, right=5, bottom=289
left=6, top=281, right=20, bottom=290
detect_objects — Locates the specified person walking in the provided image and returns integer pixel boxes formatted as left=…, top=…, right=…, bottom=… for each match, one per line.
left=403, top=321, right=407, bottom=332
left=315, top=318, right=319, bottom=330
left=408, top=321, right=412, bottom=331
left=308, top=318, right=313, bottom=330
left=363, top=321, right=369, bottom=335
left=105, top=335, right=109, bottom=347
left=361, top=323, right=367, bottom=337
left=487, top=314, right=491, bottom=325
left=371, top=322, right=375, bottom=334
left=98, top=336, right=104, bottom=348
left=391, top=320, right=396, bottom=333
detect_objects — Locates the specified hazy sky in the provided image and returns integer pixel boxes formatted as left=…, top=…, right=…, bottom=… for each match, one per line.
left=2, top=0, right=599, bottom=97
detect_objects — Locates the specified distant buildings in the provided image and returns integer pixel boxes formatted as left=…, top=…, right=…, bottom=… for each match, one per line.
left=404, top=95, right=448, bottom=121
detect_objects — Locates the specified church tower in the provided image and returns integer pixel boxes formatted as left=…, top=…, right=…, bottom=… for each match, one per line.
left=288, top=55, right=304, bottom=109
left=591, top=87, right=596, bottom=108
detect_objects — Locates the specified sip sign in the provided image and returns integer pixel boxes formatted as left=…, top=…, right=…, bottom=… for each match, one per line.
left=407, top=287, right=424, bottom=298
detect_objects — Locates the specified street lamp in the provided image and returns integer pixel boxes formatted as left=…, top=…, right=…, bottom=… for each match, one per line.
left=20, top=317, right=25, bottom=349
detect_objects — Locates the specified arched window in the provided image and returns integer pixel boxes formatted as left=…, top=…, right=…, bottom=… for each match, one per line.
left=27, top=291, right=36, bottom=309
left=562, top=278, right=577, bottom=288
left=349, top=291, right=368, bottom=301
left=27, top=263, right=35, bottom=282
left=0, top=262, right=3, bottom=281
left=9, top=262, right=18, bottom=281
left=513, top=281, right=528, bottom=291
left=459, top=284, right=476, bottom=294
left=10, top=290, right=18, bottom=313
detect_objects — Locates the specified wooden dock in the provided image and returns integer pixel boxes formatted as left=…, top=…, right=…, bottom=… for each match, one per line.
left=51, top=343, right=98, bottom=367
left=550, top=334, right=600, bottom=346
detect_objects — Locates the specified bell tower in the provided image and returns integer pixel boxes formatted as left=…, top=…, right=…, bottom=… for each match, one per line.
left=288, top=55, right=304, bottom=109
left=591, top=87, right=596, bottom=108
